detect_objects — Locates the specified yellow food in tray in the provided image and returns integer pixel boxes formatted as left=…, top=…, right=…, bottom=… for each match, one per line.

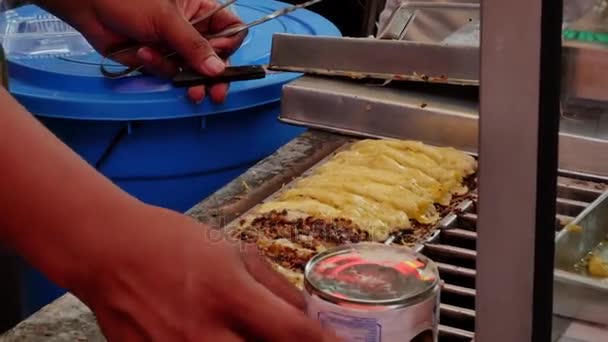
left=588, top=254, right=608, bottom=278
left=256, top=139, right=477, bottom=241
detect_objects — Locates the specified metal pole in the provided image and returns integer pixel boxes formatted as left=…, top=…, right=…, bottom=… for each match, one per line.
left=476, top=0, right=562, bottom=340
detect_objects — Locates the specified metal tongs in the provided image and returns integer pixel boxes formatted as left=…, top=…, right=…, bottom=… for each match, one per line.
left=100, top=0, right=325, bottom=80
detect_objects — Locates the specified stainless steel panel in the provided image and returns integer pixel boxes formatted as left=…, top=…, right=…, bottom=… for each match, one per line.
left=377, top=2, right=480, bottom=43
left=269, top=18, right=608, bottom=104
left=559, top=133, right=608, bottom=176
left=268, top=34, right=480, bottom=85
left=279, top=76, right=608, bottom=177
left=377, top=3, right=416, bottom=40
left=280, top=76, right=479, bottom=152
left=554, top=191, right=608, bottom=326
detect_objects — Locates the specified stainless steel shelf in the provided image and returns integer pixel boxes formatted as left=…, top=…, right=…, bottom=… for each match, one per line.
left=279, top=76, right=608, bottom=178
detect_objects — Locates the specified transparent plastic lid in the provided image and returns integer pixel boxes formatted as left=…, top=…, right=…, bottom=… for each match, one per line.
left=0, top=9, right=93, bottom=58
left=0, top=3, right=239, bottom=59
left=305, top=243, right=439, bottom=305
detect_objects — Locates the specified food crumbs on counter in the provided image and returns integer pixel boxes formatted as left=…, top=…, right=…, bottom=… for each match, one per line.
left=420, top=103, right=428, bottom=108
left=565, top=223, right=583, bottom=233
left=241, top=180, right=250, bottom=191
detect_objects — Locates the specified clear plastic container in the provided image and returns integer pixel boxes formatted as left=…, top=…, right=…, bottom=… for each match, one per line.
left=0, top=4, right=241, bottom=59
left=0, top=10, right=93, bottom=59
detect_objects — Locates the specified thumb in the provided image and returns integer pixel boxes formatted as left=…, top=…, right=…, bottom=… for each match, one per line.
left=159, top=10, right=225, bottom=76
left=241, top=243, right=306, bottom=310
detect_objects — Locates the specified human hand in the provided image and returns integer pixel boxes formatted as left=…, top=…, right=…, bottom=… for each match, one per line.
left=37, top=0, right=246, bottom=103
left=73, top=205, right=338, bottom=341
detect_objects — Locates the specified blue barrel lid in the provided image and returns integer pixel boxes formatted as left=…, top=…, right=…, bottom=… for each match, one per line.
left=4, top=1, right=340, bottom=120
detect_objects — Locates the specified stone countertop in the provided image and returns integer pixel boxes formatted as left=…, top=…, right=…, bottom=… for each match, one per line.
left=0, top=130, right=349, bottom=342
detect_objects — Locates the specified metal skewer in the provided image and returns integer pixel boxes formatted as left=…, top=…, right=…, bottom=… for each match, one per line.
left=100, top=0, right=325, bottom=79
left=100, top=0, right=236, bottom=79
left=206, top=0, right=325, bottom=39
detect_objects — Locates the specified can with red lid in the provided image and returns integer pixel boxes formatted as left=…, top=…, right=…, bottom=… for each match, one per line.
left=304, top=242, right=440, bottom=342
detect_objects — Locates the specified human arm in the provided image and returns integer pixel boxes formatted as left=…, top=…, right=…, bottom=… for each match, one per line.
left=0, top=86, right=336, bottom=340
left=35, top=0, right=247, bottom=103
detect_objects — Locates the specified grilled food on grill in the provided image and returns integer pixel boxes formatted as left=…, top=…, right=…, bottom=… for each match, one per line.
left=233, top=139, right=477, bottom=288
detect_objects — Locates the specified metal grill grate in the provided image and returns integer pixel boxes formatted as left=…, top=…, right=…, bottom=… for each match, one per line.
left=421, top=175, right=607, bottom=341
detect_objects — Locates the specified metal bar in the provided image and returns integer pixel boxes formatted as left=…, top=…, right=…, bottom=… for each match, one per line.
left=443, top=283, right=476, bottom=299
left=436, top=262, right=476, bottom=289
left=424, top=244, right=476, bottom=269
left=269, top=34, right=480, bottom=85
left=476, top=0, right=562, bottom=339
left=440, top=304, right=476, bottom=332
left=279, top=76, right=480, bottom=153
left=425, top=243, right=476, bottom=259
left=436, top=262, right=477, bottom=278
left=556, top=197, right=589, bottom=216
left=442, top=228, right=477, bottom=240
left=557, top=179, right=605, bottom=202
left=441, top=303, right=476, bottom=319
left=439, top=324, right=475, bottom=340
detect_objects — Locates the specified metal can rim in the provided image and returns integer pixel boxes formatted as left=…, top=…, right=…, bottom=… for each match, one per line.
left=303, top=242, right=440, bottom=306
left=304, top=277, right=441, bottom=308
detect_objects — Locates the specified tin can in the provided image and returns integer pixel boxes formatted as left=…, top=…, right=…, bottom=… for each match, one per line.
left=304, top=242, right=440, bottom=342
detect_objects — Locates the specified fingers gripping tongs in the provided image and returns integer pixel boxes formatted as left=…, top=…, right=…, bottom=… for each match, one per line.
left=100, top=0, right=326, bottom=86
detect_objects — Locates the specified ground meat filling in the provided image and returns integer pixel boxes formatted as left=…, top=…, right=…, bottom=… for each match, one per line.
left=236, top=210, right=371, bottom=270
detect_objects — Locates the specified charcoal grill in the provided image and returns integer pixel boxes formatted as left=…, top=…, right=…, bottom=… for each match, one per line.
left=423, top=175, right=608, bottom=340
left=259, top=0, right=608, bottom=339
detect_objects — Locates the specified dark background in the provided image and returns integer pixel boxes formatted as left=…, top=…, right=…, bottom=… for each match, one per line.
left=285, top=0, right=365, bottom=37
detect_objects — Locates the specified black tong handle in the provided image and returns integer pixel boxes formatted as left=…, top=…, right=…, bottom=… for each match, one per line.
left=172, top=65, right=267, bottom=87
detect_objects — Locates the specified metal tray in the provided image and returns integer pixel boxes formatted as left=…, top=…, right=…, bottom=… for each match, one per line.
left=554, top=190, right=608, bottom=325
left=268, top=2, right=608, bottom=102
left=269, top=33, right=480, bottom=86
left=278, top=75, right=608, bottom=178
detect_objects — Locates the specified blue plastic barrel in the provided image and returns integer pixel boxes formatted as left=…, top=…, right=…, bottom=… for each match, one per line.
left=3, top=1, right=340, bottom=317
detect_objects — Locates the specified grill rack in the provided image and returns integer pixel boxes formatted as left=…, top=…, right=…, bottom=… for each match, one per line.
left=214, top=134, right=608, bottom=341
left=405, top=175, right=608, bottom=341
